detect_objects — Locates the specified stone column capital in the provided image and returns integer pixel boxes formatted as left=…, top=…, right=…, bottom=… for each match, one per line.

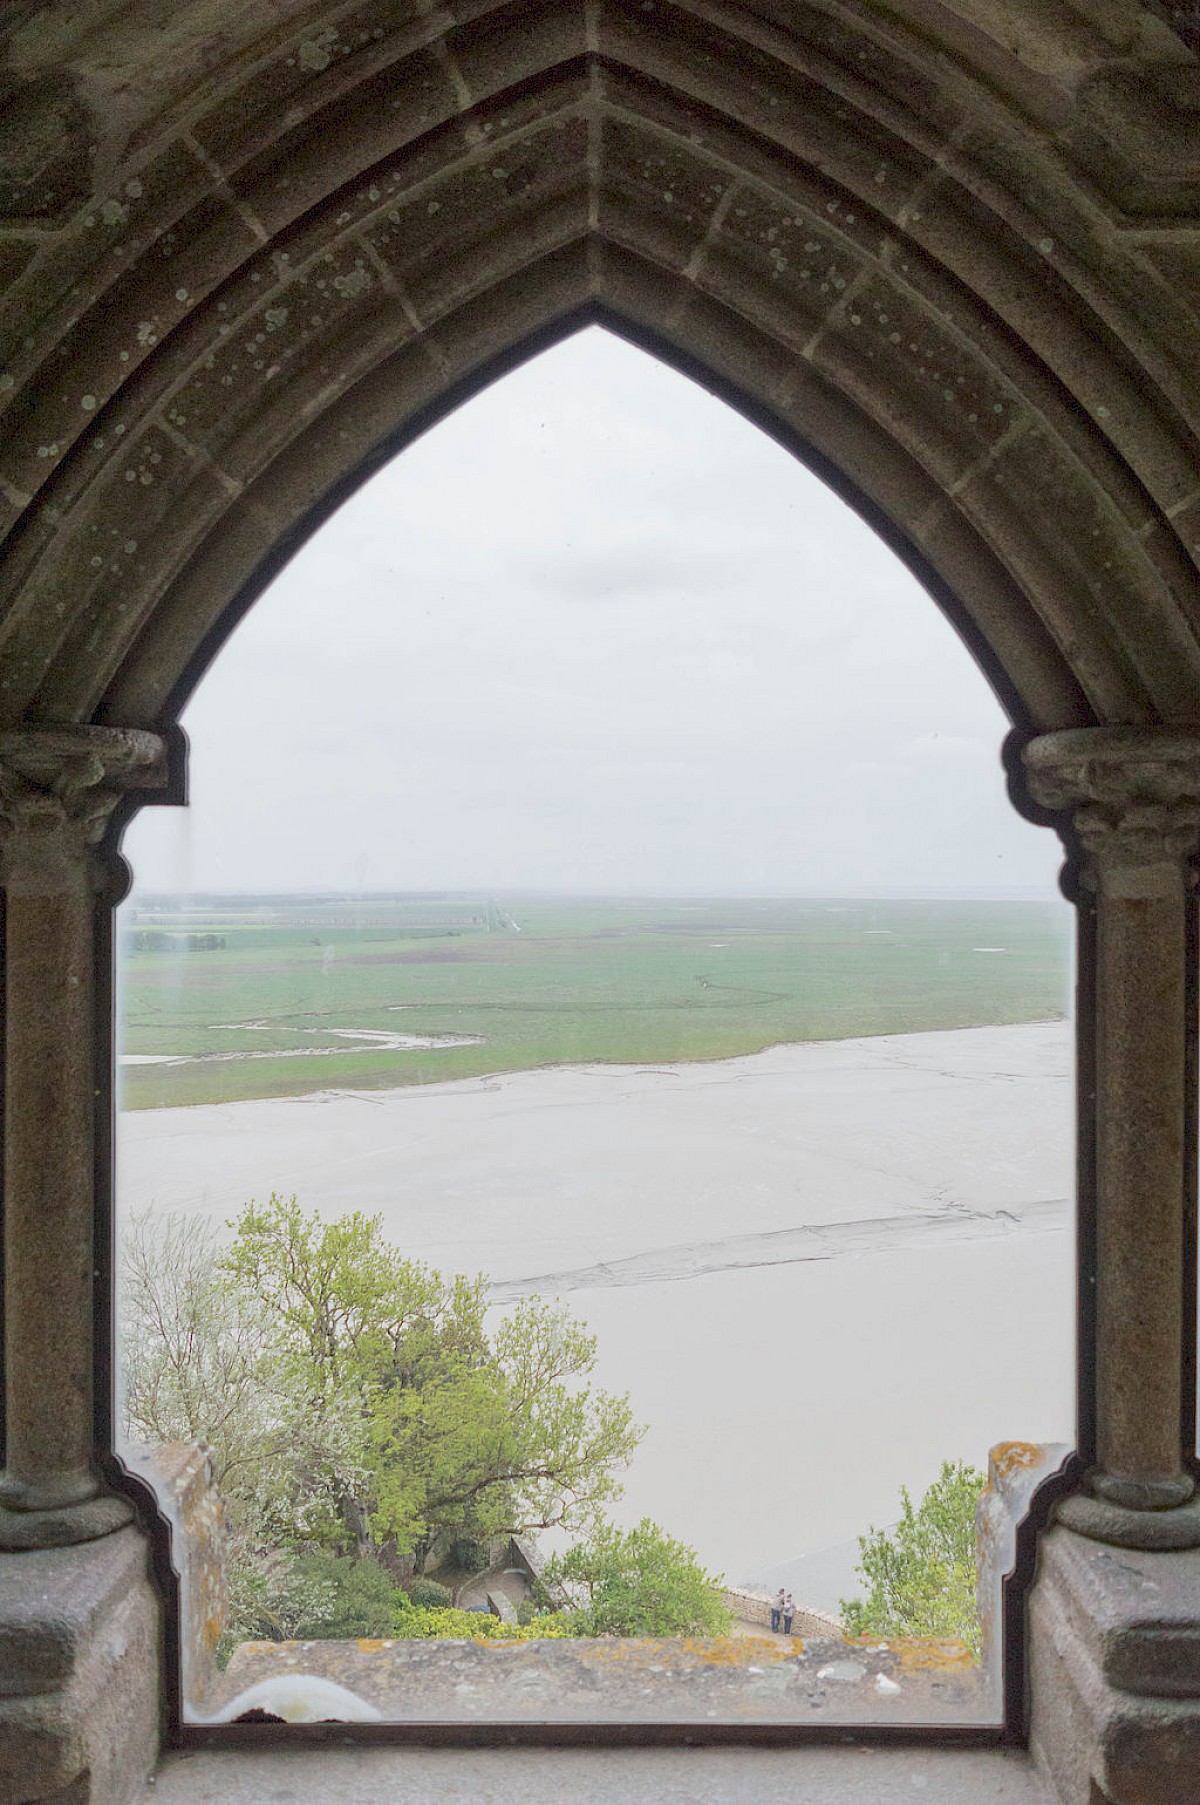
left=1023, top=726, right=1200, bottom=889
left=0, top=726, right=168, bottom=891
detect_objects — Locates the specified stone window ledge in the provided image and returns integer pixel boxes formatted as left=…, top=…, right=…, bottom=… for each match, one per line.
left=144, top=1744, right=1052, bottom=1804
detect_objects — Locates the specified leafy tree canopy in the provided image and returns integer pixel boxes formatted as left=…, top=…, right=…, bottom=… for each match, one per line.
left=122, top=1197, right=641, bottom=1576
left=839, top=1459, right=985, bottom=1655
left=542, top=1517, right=732, bottom=1638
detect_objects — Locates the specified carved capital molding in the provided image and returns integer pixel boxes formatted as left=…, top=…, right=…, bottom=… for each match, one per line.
left=0, top=726, right=168, bottom=891
left=1023, top=727, right=1200, bottom=890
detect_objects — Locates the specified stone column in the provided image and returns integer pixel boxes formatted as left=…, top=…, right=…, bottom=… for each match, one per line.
left=0, top=725, right=167, bottom=1549
left=1023, top=726, right=1200, bottom=1549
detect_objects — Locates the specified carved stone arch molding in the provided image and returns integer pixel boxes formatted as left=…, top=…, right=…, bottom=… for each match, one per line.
left=2, top=0, right=1200, bottom=733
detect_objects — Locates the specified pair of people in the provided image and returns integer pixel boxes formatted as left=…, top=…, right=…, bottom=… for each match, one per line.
left=769, top=1588, right=795, bottom=1634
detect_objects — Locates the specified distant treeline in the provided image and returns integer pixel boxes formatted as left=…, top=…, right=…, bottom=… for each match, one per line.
left=130, top=930, right=227, bottom=953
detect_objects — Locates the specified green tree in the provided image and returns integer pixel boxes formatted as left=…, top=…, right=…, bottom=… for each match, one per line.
left=223, top=1196, right=640, bottom=1562
left=124, top=1197, right=641, bottom=1575
left=542, top=1518, right=732, bottom=1637
left=840, top=1460, right=985, bottom=1655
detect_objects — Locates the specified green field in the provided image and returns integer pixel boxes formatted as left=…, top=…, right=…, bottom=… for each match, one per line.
left=117, top=894, right=1071, bottom=1111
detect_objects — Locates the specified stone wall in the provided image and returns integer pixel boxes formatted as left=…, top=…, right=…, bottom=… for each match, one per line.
left=724, top=1587, right=844, bottom=1640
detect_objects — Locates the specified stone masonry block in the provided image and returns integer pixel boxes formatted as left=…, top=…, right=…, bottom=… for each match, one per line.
left=0, top=1528, right=160, bottom=1805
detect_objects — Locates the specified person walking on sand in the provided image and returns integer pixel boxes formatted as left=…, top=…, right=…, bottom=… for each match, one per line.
left=782, top=1592, right=795, bottom=1635
left=770, top=1588, right=785, bottom=1633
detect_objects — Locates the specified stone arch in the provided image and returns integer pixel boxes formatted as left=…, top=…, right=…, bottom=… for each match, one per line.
left=3, top=3, right=1200, bottom=738
left=9, top=6, right=1200, bottom=1789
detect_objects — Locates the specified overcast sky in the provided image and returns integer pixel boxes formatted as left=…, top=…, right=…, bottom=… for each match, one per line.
left=124, top=327, right=1064, bottom=898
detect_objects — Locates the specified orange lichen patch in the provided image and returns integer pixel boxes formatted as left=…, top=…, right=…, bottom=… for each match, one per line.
left=990, top=1442, right=1044, bottom=1481
left=356, top=1639, right=387, bottom=1653
left=202, top=1615, right=221, bottom=1651
left=893, top=1638, right=976, bottom=1673
left=844, top=1633, right=975, bottom=1672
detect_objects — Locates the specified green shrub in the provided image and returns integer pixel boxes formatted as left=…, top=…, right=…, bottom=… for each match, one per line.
left=289, top=1551, right=410, bottom=1639
left=542, top=1519, right=732, bottom=1638
left=409, top=1577, right=453, bottom=1609
left=225, top=1549, right=411, bottom=1644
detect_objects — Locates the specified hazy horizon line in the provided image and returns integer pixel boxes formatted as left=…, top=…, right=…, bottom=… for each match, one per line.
left=126, top=884, right=1062, bottom=904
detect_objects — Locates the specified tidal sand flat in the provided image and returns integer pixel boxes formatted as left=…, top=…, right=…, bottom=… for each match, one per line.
left=118, top=1020, right=1074, bottom=1588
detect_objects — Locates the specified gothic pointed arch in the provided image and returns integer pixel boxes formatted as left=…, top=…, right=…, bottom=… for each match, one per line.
left=2, top=2, right=1200, bottom=739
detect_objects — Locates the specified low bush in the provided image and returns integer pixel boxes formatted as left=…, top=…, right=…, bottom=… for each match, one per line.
left=408, top=1577, right=453, bottom=1609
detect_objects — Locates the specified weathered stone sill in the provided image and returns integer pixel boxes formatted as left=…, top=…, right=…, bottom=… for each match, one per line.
left=199, top=1631, right=993, bottom=1728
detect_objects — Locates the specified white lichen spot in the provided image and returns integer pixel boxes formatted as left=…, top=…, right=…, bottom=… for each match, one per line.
left=80, top=394, right=96, bottom=411
left=427, top=200, right=440, bottom=214
left=265, top=307, right=289, bottom=331
left=114, top=422, right=125, bottom=434
left=100, top=198, right=128, bottom=227
left=298, top=31, right=337, bottom=72
left=332, top=264, right=371, bottom=300
left=124, top=468, right=137, bottom=482
left=367, top=186, right=379, bottom=203
left=90, top=554, right=103, bottom=567
left=874, top=1673, right=901, bottom=1696
left=0, top=372, right=12, bottom=391
left=124, top=540, right=137, bottom=554
left=1097, top=404, right=1110, bottom=419
left=1039, top=237, right=1054, bottom=255
left=119, top=350, right=129, bottom=362
left=136, top=321, right=159, bottom=347
left=139, top=471, right=153, bottom=485
left=175, top=288, right=189, bottom=303
left=125, top=179, right=144, bottom=199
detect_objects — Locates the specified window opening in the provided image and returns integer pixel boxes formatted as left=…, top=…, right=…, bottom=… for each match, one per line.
left=115, top=327, right=1074, bottom=1731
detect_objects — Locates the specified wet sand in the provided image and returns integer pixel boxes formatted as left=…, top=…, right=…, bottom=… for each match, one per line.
left=119, top=1020, right=1075, bottom=1589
